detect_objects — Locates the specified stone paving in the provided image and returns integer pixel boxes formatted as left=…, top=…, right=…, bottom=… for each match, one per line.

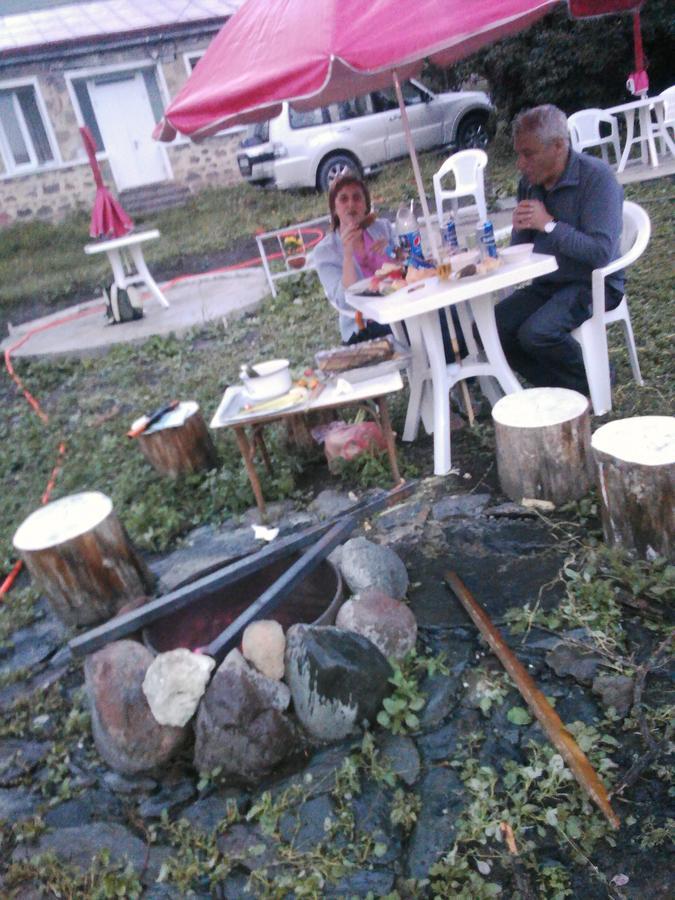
left=7, top=476, right=649, bottom=897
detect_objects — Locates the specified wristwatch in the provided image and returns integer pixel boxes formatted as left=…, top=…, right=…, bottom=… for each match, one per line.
left=544, top=220, right=557, bottom=234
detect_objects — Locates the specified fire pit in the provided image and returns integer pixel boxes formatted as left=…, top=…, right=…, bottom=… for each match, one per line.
left=143, top=552, right=343, bottom=654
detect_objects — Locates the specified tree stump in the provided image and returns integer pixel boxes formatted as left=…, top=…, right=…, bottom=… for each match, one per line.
left=591, top=416, right=674, bottom=560
left=136, top=401, right=218, bottom=477
left=13, top=491, right=155, bottom=626
left=492, top=388, right=593, bottom=506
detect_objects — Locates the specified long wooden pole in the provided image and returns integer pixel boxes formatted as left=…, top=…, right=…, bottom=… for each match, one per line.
left=445, top=571, right=620, bottom=830
left=392, top=70, right=474, bottom=426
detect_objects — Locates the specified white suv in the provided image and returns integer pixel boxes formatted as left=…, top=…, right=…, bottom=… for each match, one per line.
left=237, top=79, right=493, bottom=192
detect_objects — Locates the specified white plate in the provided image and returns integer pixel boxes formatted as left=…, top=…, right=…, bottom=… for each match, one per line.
left=229, top=387, right=309, bottom=421
left=347, top=273, right=437, bottom=297
left=499, top=243, right=534, bottom=264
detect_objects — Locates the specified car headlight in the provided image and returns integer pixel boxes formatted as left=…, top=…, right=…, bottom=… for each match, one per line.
left=273, top=142, right=288, bottom=158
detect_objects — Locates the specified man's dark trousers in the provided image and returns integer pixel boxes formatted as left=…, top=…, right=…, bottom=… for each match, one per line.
left=495, top=281, right=595, bottom=395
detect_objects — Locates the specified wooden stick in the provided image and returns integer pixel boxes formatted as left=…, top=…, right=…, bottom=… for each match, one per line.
left=443, top=309, right=475, bottom=426
left=444, top=571, right=620, bottom=830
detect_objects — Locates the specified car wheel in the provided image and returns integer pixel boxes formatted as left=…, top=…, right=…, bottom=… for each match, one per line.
left=455, top=113, right=491, bottom=150
left=317, top=153, right=363, bottom=192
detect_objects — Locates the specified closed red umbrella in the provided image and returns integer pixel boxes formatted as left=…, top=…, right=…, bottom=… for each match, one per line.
left=154, top=0, right=558, bottom=259
left=80, top=126, right=134, bottom=239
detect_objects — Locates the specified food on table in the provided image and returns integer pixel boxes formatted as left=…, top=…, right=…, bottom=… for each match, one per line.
left=242, top=386, right=307, bottom=413
left=374, top=261, right=404, bottom=279
left=406, top=265, right=436, bottom=284
left=295, top=374, right=319, bottom=390
left=476, top=256, right=501, bottom=275
left=315, top=338, right=394, bottom=373
left=458, top=263, right=477, bottom=278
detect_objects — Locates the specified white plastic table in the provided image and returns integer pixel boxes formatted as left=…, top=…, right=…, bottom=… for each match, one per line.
left=346, top=253, right=558, bottom=476
left=607, top=96, right=675, bottom=173
left=211, top=368, right=404, bottom=518
left=84, top=229, right=170, bottom=309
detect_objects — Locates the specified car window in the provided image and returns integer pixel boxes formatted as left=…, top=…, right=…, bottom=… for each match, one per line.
left=288, top=106, right=329, bottom=129
left=240, top=121, right=270, bottom=146
left=371, top=81, right=424, bottom=113
left=327, top=95, right=374, bottom=122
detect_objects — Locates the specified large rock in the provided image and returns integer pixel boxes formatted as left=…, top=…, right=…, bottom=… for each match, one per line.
left=143, top=648, right=215, bottom=727
left=545, top=642, right=603, bottom=686
left=406, top=767, right=465, bottom=878
left=0, top=739, right=49, bottom=787
left=85, top=640, right=189, bottom=775
left=309, top=489, right=354, bottom=520
left=242, top=619, right=286, bottom=681
left=193, top=649, right=295, bottom=782
left=338, top=537, right=409, bottom=599
left=285, top=624, right=392, bottom=742
left=12, top=822, right=168, bottom=884
left=335, top=589, right=417, bottom=661
left=592, top=674, right=634, bottom=717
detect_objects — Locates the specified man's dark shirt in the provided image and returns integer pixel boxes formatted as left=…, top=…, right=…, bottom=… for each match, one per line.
left=512, top=148, right=624, bottom=294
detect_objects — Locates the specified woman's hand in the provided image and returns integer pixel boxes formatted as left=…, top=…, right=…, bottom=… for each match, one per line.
left=341, top=220, right=362, bottom=252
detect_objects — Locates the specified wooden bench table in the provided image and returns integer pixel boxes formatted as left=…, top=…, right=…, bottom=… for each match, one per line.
left=210, top=368, right=404, bottom=519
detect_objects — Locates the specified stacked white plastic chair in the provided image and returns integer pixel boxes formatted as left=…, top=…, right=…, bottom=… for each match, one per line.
left=567, top=108, right=621, bottom=167
left=432, top=148, right=488, bottom=225
left=652, top=84, right=675, bottom=155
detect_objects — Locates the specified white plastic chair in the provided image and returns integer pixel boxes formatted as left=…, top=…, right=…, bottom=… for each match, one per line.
left=432, top=149, right=488, bottom=225
left=571, top=200, right=650, bottom=416
left=568, top=109, right=621, bottom=167
left=652, top=85, right=675, bottom=155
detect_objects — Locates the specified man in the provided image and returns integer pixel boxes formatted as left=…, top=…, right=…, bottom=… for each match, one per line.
left=495, top=104, right=624, bottom=395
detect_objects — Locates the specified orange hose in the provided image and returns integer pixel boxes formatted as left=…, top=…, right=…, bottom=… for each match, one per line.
left=1, top=226, right=326, bottom=596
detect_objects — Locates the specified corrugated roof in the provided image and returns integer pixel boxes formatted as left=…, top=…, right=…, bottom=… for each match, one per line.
left=0, top=0, right=243, bottom=53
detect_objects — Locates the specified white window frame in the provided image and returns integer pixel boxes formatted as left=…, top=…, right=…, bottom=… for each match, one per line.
left=177, top=50, right=245, bottom=141
left=183, top=50, right=205, bottom=76
left=0, top=76, right=61, bottom=177
left=64, top=58, right=173, bottom=163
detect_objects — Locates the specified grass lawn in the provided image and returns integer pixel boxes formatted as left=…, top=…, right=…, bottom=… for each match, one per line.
left=0, top=146, right=672, bottom=571
left=0, top=144, right=673, bottom=899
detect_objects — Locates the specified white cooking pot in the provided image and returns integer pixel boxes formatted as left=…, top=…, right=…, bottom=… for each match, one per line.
left=240, top=358, right=292, bottom=400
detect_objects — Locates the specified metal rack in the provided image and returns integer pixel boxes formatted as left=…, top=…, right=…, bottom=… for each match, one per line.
left=255, top=214, right=330, bottom=296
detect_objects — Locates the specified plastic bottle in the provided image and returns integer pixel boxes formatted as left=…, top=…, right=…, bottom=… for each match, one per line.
left=395, top=201, right=426, bottom=265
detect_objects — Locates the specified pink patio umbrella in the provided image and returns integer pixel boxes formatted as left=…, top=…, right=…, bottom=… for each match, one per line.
left=568, top=0, right=649, bottom=95
left=80, top=126, right=134, bottom=240
left=154, top=0, right=560, bottom=260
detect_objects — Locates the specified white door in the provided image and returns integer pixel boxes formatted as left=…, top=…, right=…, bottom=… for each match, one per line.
left=89, top=72, right=169, bottom=190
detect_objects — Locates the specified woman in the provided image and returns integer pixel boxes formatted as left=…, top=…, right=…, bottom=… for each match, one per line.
left=314, top=173, right=464, bottom=360
left=314, top=173, right=395, bottom=344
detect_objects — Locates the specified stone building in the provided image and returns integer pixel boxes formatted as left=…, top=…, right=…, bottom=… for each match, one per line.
left=0, top=0, right=246, bottom=228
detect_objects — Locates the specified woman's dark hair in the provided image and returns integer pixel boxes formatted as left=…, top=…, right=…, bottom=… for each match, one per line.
left=328, top=173, right=371, bottom=230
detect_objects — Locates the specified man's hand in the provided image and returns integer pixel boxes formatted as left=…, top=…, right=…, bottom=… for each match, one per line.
left=513, top=200, right=554, bottom=232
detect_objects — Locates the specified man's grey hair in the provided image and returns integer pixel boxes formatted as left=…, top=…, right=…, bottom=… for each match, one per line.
left=513, top=104, right=570, bottom=145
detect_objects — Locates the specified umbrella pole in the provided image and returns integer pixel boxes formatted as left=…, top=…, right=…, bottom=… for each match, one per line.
left=392, top=70, right=475, bottom=426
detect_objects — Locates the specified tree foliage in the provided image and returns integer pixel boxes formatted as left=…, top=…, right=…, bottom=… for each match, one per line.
left=428, top=1, right=674, bottom=123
